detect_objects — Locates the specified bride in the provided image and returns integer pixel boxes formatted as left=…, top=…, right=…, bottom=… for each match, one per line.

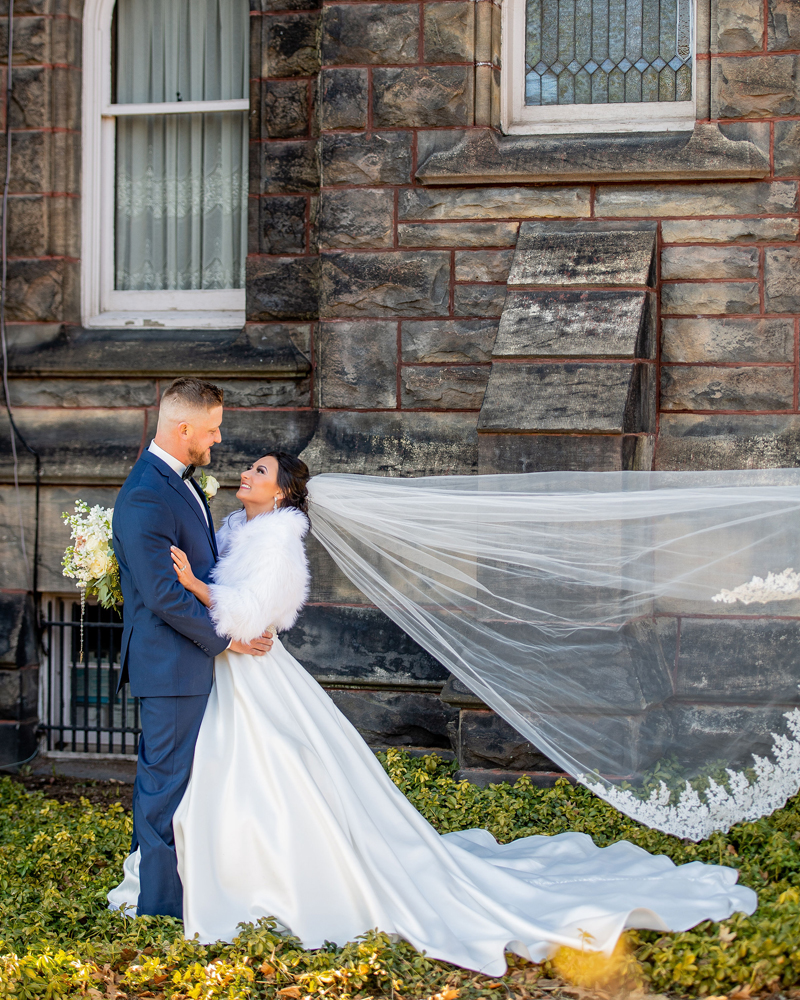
left=109, top=451, right=756, bottom=976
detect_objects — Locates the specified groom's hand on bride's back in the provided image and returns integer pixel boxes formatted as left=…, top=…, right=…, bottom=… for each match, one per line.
left=229, top=630, right=274, bottom=656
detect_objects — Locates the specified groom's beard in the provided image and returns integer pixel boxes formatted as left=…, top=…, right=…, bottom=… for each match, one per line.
left=187, top=445, right=212, bottom=467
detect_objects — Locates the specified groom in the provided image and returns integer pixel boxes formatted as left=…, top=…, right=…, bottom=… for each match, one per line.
left=113, top=377, right=273, bottom=918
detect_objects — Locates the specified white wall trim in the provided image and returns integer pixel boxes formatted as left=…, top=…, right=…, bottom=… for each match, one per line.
left=500, top=0, right=697, bottom=135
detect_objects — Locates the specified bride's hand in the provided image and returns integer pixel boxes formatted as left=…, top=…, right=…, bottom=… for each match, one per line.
left=171, top=545, right=198, bottom=591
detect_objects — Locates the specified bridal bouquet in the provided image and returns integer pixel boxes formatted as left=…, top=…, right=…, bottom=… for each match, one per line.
left=62, top=501, right=122, bottom=610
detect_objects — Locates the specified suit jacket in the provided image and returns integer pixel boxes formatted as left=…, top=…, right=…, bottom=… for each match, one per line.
left=113, top=450, right=229, bottom=697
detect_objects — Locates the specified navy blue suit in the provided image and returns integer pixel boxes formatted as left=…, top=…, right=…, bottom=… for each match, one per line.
left=113, top=450, right=229, bottom=918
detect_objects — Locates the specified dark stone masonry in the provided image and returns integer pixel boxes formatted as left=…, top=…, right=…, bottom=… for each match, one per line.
left=1, top=0, right=800, bottom=781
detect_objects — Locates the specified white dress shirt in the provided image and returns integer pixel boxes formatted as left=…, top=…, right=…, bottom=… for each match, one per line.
left=148, top=440, right=208, bottom=526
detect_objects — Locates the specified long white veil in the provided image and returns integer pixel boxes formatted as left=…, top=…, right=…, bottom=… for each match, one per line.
left=307, top=469, right=800, bottom=840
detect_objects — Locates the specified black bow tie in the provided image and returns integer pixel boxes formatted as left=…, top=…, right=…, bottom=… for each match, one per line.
left=181, top=465, right=196, bottom=481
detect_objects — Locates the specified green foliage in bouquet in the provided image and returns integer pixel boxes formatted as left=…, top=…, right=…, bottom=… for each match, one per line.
left=62, top=501, right=122, bottom=611
left=3, top=751, right=800, bottom=999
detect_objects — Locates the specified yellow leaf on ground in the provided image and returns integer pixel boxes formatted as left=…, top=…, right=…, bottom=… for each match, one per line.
left=278, top=986, right=302, bottom=998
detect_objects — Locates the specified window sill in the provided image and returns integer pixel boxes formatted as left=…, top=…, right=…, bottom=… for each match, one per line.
left=415, top=123, right=770, bottom=186
left=84, top=310, right=246, bottom=330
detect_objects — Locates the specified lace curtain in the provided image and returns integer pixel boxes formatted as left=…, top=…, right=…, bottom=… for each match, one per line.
left=114, top=0, right=248, bottom=291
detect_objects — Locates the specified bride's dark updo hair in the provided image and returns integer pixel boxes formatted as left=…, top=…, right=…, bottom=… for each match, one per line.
left=269, top=452, right=310, bottom=515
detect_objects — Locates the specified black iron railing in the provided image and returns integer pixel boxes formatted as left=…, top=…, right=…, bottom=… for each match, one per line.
left=40, top=598, right=140, bottom=754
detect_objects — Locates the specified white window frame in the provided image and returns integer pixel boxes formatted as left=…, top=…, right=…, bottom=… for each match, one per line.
left=82, top=0, right=249, bottom=329
left=501, top=0, right=696, bottom=135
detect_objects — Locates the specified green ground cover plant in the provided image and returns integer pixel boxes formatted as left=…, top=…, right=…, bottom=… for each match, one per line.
left=1, top=749, right=799, bottom=999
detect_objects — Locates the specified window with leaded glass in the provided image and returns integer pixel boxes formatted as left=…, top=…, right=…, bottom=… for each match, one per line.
left=502, top=0, right=696, bottom=135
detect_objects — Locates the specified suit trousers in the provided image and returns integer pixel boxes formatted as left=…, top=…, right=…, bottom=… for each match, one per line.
left=132, top=694, right=209, bottom=918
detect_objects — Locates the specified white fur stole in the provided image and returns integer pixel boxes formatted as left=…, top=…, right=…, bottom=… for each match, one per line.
left=208, top=507, right=310, bottom=642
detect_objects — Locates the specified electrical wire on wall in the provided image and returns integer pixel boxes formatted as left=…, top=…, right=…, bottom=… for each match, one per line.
left=0, top=0, right=43, bottom=772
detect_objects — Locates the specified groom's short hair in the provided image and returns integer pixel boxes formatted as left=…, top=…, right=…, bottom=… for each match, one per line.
left=161, top=377, right=224, bottom=415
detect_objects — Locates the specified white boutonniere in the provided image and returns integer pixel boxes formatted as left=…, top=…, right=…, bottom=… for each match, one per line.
left=198, top=471, right=220, bottom=503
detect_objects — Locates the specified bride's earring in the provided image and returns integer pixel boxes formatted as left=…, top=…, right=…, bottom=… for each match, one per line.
left=273, top=494, right=280, bottom=511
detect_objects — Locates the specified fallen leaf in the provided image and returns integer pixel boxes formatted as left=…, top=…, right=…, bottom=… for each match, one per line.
left=718, top=925, right=737, bottom=946
left=278, top=986, right=302, bottom=999
left=730, top=987, right=752, bottom=1000
left=261, top=963, right=277, bottom=976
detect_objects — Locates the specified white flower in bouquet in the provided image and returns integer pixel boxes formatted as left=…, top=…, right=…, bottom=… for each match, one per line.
left=62, top=501, right=122, bottom=610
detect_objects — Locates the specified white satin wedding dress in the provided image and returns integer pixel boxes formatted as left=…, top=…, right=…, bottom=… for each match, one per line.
left=109, top=508, right=757, bottom=976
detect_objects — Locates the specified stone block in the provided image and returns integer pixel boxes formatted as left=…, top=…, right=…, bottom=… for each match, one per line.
left=8, top=66, right=50, bottom=129
left=260, top=140, right=319, bottom=195
left=454, top=250, right=515, bottom=283
left=400, top=365, right=489, bottom=409
left=321, top=131, right=413, bottom=186
left=7, top=195, right=46, bottom=257
left=317, top=320, right=397, bottom=408
left=0, top=720, right=37, bottom=768
left=713, top=55, right=798, bottom=118
left=51, top=130, right=80, bottom=197
left=329, top=689, right=457, bottom=748
left=494, top=290, right=655, bottom=360
left=661, top=217, right=800, bottom=242
left=478, top=362, right=654, bottom=434
left=398, top=185, right=590, bottom=221
left=457, top=710, right=557, bottom=771
left=676, top=618, right=800, bottom=702
left=717, top=120, right=772, bottom=159
left=323, top=3, right=418, bottom=65
left=508, top=220, right=657, bottom=289
left=398, top=221, right=519, bottom=248
left=9, top=324, right=313, bottom=377
left=282, top=605, right=449, bottom=687
left=595, top=181, right=797, bottom=217
left=662, top=318, right=795, bottom=363
left=48, top=194, right=81, bottom=259
left=320, top=68, right=368, bottom=129
left=8, top=378, right=157, bottom=408
left=482, top=430, right=655, bottom=473
left=661, top=365, right=794, bottom=411
left=768, top=0, right=800, bottom=49
left=264, top=12, right=320, bottom=78
left=0, top=665, right=37, bottom=720
left=0, top=593, right=37, bottom=668
left=52, top=65, right=81, bottom=132
left=0, top=14, right=49, bottom=65
left=262, top=80, right=309, bottom=138
left=306, top=532, right=369, bottom=604
left=246, top=256, right=319, bottom=321
left=260, top=0, right=320, bottom=11
left=661, top=246, right=759, bottom=280
left=207, top=408, right=318, bottom=483
left=423, top=2, right=473, bottom=62
left=0, top=408, right=146, bottom=484
left=715, top=0, right=764, bottom=51
left=214, top=378, right=311, bottom=407
left=401, top=319, right=498, bottom=362
left=299, top=410, right=479, bottom=475
left=656, top=414, right=800, bottom=470
left=320, top=251, right=450, bottom=318
left=765, top=247, right=800, bottom=312
left=252, top=195, right=307, bottom=254
left=668, top=703, right=798, bottom=770
left=774, top=121, right=800, bottom=176
left=373, top=66, right=472, bottom=128
left=6, top=258, right=78, bottom=323
left=453, top=284, right=507, bottom=317
left=0, top=131, right=49, bottom=193
left=416, top=123, right=769, bottom=185
left=318, top=188, right=394, bottom=249
left=661, top=282, right=760, bottom=315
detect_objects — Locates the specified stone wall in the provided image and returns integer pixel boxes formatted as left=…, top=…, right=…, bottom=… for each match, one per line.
left=1, top=0, right=800, bottom=773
